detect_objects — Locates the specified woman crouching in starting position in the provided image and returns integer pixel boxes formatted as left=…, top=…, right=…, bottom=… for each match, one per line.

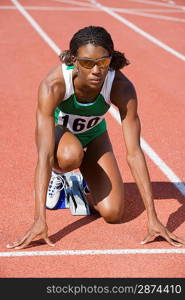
left=7, top=26, right=184, bottom=249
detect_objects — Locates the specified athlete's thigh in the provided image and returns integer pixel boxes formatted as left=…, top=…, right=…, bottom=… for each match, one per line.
left=80, top=131, right=124, bottom=214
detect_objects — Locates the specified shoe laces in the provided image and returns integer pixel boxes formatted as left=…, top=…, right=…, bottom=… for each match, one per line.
left=48, top=173, right=65, bottom=196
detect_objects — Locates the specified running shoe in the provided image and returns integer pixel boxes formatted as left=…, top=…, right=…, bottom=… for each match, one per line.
left=64, top=172, right=91, bottom=216
left=74, top=172, right=90, bottom=196
left=46, top=171, right=69, bottom=209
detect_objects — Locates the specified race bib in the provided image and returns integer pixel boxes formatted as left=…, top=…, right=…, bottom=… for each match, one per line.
left=57, top=112, right=103, bottom=133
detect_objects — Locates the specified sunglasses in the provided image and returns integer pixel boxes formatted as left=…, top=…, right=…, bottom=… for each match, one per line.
left=76, top=56, right=112, bottom=69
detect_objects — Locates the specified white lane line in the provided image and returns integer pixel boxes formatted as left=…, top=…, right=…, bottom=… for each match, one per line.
left=11, top=0, right=185, bottom=197
left=1, top=6, right=184, bottom=13
left=0, top=5, right=98, bottom=11
left=140, top=139, right=185, bottom=194
left=90, top=0, right=185, bottom=62
left=109, top=107, right=185, bottom=196
left=1, top=5, right=184, bottom=19
left=1, top=6, right=184, bottom=15
left=0, top=5, right=16, bottom=9
left=112, top=9, right=185, bottom=22
left=1, top=248, right=185, bottom=257
left=110, top=8, right=185, bottom=13
left=129, top=0, right=185, bottom=10
left=24, top=6, right=98, bottom=11
left=52, top=0, right=95, bottom=8
left=11, top=0, right=61, bottom=55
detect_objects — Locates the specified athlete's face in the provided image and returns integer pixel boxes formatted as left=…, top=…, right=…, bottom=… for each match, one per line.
left=74, top=44, right=111, bottom=88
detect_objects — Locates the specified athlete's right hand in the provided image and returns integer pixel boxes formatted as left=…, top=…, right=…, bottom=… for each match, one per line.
left=6, top=219, right=55, bottom=250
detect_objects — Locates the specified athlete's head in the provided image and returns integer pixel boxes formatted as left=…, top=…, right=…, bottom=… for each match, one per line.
left=59, top=26, right=130, bottom=71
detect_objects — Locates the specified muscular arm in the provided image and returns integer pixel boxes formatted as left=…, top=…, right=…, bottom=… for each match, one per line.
left=111, top=72, right=184, bottom=246
left=113, top=80, right=157, bottom=219
left=34, top=80, right=56, bottom=221
left=6, top=66, right=65, bottom=249
left=121, top=92, right=157, bottom=219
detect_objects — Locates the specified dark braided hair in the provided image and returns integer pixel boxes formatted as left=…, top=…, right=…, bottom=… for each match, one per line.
left=59, top=26, right=130, bottom=70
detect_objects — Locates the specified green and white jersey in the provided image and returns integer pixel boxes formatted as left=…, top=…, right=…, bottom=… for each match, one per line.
left=54, top=64, right=115, bottom=147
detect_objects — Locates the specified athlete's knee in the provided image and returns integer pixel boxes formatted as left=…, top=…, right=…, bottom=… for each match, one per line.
left=57, top=145, right=84, bottom=172
left=100, top=206, right=124, bottom=224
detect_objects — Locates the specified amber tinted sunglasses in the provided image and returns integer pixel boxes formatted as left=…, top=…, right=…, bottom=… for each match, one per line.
left=76, top=56, right=112, bottom=69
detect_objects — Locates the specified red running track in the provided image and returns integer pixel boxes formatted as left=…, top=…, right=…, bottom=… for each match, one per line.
left=0, top=0, right=185, bottom=278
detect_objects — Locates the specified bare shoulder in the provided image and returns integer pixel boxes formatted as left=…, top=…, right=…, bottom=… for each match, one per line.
left=111, top=70, right=137, bottom=109
left=38, top=65, right=65, bottom=109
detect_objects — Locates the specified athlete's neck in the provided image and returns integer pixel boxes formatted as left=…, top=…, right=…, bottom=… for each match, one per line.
left=73, top=75, right=102, bottom=103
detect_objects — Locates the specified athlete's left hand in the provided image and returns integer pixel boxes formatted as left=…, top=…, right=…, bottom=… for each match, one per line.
left=141, top=217, right=185, bottom=247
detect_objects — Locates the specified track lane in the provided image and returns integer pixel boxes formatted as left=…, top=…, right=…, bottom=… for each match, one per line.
left=1, top=0, right=185, bottom=277
left=1, top=253, right=185, bottom=277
